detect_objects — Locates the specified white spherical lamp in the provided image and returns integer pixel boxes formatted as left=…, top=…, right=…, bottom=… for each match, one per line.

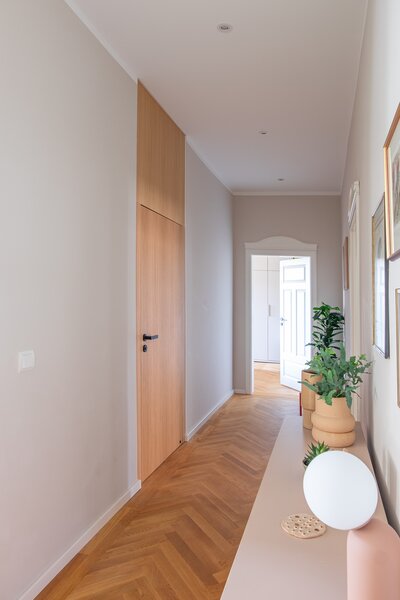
left=303, top=451, right=378, bottom=530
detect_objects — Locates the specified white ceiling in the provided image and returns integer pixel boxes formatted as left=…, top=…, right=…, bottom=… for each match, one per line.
left=66, top=0, right=367, bottom=195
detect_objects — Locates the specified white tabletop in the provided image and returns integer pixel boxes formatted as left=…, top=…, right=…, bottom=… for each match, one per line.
left=221, top=417, right=386, bottom=600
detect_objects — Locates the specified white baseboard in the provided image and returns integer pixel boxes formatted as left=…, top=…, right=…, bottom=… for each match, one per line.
left=19, top=480, right=141, bottom=600
left=185, top=390, right=233, bottom=441
left=234, top=388, right=247, bottom=394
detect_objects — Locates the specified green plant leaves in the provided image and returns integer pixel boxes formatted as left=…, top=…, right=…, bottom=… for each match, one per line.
left=303, top=343, right=372, bottom=407
left=303, top=441, right=330, bottom=467
left=309, top=302, right=345, bottom=353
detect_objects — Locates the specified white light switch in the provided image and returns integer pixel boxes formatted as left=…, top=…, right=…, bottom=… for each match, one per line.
left=18, top=350, right=35, bottom=372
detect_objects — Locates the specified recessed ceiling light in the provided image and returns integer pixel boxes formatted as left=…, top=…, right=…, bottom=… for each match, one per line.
left=278, top=178, right=285, bottom=182
left=258, top=130, right=268, bottom=135
left=217, top=23, right=233, bottom=33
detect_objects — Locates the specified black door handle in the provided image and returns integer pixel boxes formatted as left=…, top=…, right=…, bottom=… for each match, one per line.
left=143, top=334, right=159, bottom=341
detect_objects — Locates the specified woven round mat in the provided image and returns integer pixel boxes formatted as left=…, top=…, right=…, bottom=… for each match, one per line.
left=281, top=513, right=326, bottom=539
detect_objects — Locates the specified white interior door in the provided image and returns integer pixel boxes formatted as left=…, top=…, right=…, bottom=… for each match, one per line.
left=267, top=259, right=280, bottom=361
left=252, top=265, right=269, bottom=361
left=280, top=258, right=311, bottom=391
left=252, top=256, right=281, bottom=362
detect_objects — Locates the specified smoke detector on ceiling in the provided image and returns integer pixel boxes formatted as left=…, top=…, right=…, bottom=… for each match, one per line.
left=217, top=23, right=233, bottom=33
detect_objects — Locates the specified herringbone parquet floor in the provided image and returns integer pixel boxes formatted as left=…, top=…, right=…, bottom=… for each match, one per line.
left=37, top=366, right=297, bottom=599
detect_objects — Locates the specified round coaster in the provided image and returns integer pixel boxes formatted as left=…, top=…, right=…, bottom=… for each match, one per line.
left=281, top=513, right=326, bottom=539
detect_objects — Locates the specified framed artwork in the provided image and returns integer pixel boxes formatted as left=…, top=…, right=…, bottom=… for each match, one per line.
left=342, top=237, right=349, bottom=290
left=384, top=103, right=400, bottom=260
left=372, top=196, right=389, bottom=357
left=396, top=289, right=400, bottom=407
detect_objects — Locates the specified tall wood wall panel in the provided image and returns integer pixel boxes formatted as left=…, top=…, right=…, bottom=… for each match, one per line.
left=136, top=81, right=185, bottom=480
left=137, top=82, right=185, bottom=225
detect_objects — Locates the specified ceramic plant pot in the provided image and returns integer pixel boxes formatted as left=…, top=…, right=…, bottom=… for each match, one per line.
left=311, top=395, right=355, bottom=447
left=301, top=370, right=321, bottom=429
left=302, top=408, right=313, bottom=430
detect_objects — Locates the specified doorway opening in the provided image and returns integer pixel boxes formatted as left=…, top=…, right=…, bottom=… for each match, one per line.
left=252, top=254, right=312, bottom=393
left=245, top=237, right=317, bottom=395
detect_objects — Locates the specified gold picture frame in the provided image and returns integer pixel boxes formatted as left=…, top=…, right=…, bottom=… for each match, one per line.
left=372, top=196, right=389, bottom=357
left=384, top=103, right=400, bottom=260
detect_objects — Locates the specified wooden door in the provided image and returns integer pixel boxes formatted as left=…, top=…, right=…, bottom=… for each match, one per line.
left=138, top=206, right=184, bottom=480
left=137, top=82, right=185, bottom=481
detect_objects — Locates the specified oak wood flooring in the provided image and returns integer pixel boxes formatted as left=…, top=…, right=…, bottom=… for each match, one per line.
left=37, top=370, right=297, bottom=599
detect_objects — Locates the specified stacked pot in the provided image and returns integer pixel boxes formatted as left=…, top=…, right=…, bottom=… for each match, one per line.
left=301, top=370, right=320, bottom=430
left=311, top=396, right=356, bottom=447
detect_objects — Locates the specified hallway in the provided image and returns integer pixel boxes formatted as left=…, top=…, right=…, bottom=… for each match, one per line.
left=38, top=372, right=298, bottom=599
left=253, top=362, right=299, bottom=399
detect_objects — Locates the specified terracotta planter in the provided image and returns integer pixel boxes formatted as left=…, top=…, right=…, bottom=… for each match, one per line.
left=302, top=408, right=313, bottom=430
left=301, top=370, right=321, bottom=410
left=311, top=396, right=355, bottom=448
left=301, top=370, right=321, bottom=429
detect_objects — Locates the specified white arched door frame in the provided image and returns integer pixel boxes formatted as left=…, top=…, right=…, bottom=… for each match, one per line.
left=245, top=236, right=317, bottom=394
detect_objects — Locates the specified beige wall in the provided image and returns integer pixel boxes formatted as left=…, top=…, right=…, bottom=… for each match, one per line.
left=340, top=0, right=400, bottom=530
left=0, top=2, right=137, bottom=598
left=185, top=145, right=233, bottom=436
left=233, top=195, right=342, bottom=391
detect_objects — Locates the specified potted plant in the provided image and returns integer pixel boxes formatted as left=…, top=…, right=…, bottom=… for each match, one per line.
left=301, top=303, right=345, bottom=428
left=303, top=344, right=372, bottom=447
left=303, top=441, right=330, bottom=468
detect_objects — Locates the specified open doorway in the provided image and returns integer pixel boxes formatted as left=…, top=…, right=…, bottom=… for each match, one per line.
left=252, top=255, right=312, bottom=393
left=245, top=237, right=317, bottom=395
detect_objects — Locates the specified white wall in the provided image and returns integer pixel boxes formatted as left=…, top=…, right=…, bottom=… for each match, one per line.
left=340, top=0, right=400, bottom=530
left=185, top=145, right=233, bottom=438
left=0, top=2, right=138, bottom=598
left=233, top=195, right=342, bottom=391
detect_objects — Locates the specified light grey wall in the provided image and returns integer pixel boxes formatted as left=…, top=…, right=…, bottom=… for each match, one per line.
left=0, top=1, right=137, bottom=598
left=185, top=145, right=233, bottom=436
left=233, top=195, right=342, bottom=391
left=340, top=0, right=400, bottom=530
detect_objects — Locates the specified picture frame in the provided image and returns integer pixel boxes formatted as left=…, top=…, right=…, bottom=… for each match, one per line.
left=396, top=289, right=400, bottom=407
left=372, top=196, right=389, bottom=357
left=384, top=103, right=400, bottom=260
left=342, top=237, right=349, bottom=290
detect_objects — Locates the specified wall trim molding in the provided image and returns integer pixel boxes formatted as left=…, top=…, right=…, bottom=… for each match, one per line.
left=185, top=390, right=233, bottom=441
left=19, top=480, right=142, bottom=600
left=233, top=191, right=340, bottom=197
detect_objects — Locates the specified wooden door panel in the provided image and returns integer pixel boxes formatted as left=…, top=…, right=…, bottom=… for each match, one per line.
left=138, top=206, right=184, bottom=480
left=137, top=82, right=185, bottom=225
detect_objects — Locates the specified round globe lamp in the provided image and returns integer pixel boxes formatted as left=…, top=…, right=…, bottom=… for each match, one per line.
left=303, top=451, right=400, bottom=600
